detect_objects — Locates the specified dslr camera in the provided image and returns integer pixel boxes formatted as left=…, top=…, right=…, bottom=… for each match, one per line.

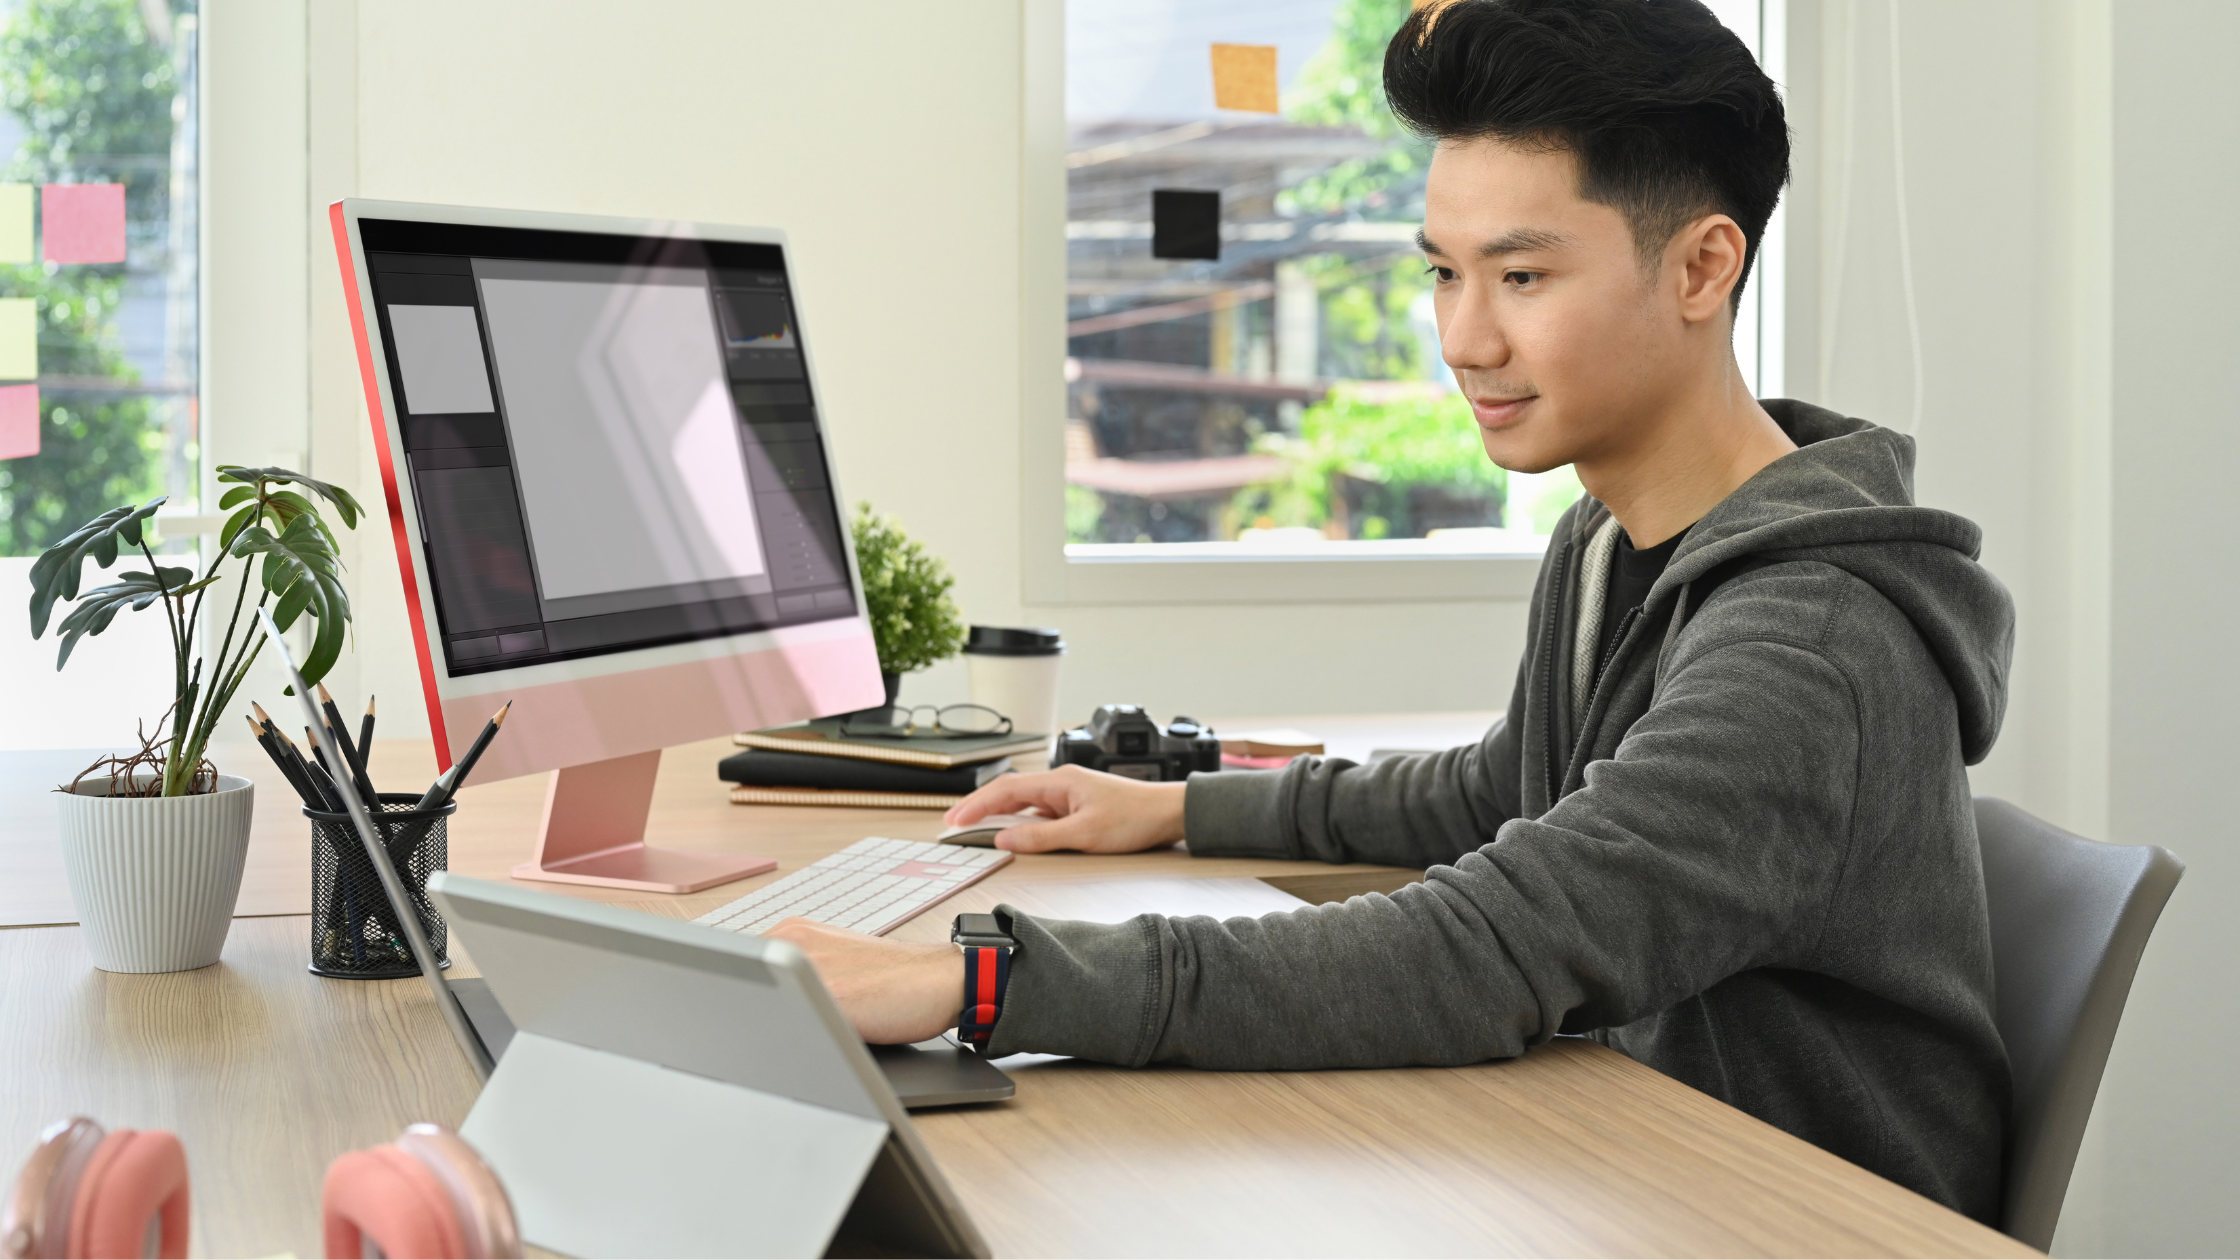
left=1052, top=705, right=1222, bottom=781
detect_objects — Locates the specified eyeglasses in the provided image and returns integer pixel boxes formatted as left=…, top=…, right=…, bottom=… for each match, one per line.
left=838, top=704, right=1014, bottom=739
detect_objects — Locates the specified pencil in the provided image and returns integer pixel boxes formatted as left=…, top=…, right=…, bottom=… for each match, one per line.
left=306, top=727, right=404, bottom=946
left=427, top=701, right=510, bottom=810
left=246, top=714, right=322, bottom=809
left=358, top=696, right=376, bottom=769
left=318, top=684, right=379, bottom=803
left=303, top=729, right=347, bottom=804
left=263, top=712, right=343, bottom=812
left=261, top=711, right=358, bottom=960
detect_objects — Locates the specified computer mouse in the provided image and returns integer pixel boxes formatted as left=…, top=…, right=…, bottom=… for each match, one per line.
left=935, top=814, right=1045, bottom=847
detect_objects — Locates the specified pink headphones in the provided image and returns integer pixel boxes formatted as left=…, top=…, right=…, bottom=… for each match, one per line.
left=3, top=1118, right=520, bottom=1260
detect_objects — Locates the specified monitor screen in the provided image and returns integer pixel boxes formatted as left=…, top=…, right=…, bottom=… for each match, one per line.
left=357, top=219, right=855, bottom=677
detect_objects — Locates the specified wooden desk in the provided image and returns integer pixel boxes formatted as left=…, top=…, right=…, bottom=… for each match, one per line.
left=0, top=734, right=2032, bottom=1258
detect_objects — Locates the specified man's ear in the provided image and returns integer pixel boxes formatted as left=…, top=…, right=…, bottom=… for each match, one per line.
left=1674, top=214, right=1748, bottom=325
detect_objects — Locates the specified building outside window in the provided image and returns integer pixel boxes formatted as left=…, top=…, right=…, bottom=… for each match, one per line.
left=0, top=0, right=198, bottom=748
left=1064, top=0, right=1776, bottom=556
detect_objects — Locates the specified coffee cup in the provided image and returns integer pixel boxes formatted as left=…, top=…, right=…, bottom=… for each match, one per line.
left=963, top=626, right=1065, bottom=758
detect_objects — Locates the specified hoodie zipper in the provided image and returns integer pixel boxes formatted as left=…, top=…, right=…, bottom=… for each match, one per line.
left=1564, top=604, right=1641, bottom=795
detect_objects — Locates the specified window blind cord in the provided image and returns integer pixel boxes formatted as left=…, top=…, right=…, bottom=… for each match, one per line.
left=1887, top=0, right=1926, bottom=436
left=1816, top=0, right=1861, bottom=407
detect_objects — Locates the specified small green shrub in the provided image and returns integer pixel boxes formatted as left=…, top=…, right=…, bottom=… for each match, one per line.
left=850, top=503, right=965, bottom=676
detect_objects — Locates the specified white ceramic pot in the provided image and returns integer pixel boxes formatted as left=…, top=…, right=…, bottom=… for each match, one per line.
left=55, top=773, right=254, bottom=973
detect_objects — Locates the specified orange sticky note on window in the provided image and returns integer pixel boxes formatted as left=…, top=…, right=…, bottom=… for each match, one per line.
left=1211, top=44, right=1279, bottom=114
left=0, top=384, right=37, bottom=459
left=43, top=183, right=126, bottom=264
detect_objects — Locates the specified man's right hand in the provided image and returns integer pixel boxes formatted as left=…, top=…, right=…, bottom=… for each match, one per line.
left=943, top=765, right=1187, bottom=854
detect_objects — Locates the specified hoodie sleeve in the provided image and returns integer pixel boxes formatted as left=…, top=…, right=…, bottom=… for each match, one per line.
left=1178, top=642, right=1532, bottom=868
left=985, top=635, right=1860, bottom=1067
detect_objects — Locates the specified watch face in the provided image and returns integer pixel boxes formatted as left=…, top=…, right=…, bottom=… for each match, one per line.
left=953, top=912, right=1005, bottom=942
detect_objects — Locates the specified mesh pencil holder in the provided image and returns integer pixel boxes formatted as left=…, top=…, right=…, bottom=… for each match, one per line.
left=305, top=792, right=454, bottom=979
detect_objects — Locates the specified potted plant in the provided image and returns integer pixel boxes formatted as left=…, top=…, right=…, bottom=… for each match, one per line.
left=849, top=502, right=965, bottom=707
left=27, top=466, right=361, bottom=973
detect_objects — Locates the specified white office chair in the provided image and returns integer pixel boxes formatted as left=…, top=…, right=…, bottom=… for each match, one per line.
left=1974, top=796, right=2183, bottom=1251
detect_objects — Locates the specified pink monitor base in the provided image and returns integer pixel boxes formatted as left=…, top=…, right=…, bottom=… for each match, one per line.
left=510, top=750, right=776, bottom=895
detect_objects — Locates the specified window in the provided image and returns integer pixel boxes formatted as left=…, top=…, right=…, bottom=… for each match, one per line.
left=0, top=0, right=199, bottom=748
left=1062, top=0, right=1779, bottom=559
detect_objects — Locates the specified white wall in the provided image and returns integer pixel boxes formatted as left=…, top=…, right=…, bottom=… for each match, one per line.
left=197, top=0, right=2236, bottom=1250
left=2093, top=3, right=2240, bottom=1254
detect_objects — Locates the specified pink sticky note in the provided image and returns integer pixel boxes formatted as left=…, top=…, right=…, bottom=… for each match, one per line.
left=0, top=384, right=38, bottom=459
left=42, top=184, right=126, bottom=264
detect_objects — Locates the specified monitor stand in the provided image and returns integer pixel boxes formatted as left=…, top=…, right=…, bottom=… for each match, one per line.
left=509, top=750, right=775, bottom=893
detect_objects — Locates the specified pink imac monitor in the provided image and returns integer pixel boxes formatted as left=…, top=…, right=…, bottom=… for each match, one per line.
left=329, top=199, right=884, bottom=893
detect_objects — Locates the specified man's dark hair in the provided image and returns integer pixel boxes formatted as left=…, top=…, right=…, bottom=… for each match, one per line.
left=1385, top=0, right=1788, bottom=310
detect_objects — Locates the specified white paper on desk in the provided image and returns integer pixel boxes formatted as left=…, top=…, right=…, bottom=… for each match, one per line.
left=955, top=876, right=1309, bottom=924
left=463, top=1031, right=887, bottom=1258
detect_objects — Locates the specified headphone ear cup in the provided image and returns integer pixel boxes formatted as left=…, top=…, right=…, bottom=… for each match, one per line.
left=5, top=1118, right=107, bottom=1260
left=321, top=1147, right=468, bottom=1260
left=65, top=1130, right=189, bottom=1260
left=391, top=1127, right=518, bottom=1260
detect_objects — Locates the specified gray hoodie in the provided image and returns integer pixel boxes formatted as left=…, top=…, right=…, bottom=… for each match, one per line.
left=985, top=401, right=2016, bottom=1224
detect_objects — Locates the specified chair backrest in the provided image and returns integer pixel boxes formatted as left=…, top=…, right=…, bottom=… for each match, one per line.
left=1973, top=796, right=2184, bottom=1251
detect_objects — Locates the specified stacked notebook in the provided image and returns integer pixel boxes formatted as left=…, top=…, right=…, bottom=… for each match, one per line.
left=721, top=719, right=1047, bottom=809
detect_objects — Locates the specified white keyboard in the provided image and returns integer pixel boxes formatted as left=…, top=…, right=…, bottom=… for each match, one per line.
left=692, top=838, right=1012, bottom=937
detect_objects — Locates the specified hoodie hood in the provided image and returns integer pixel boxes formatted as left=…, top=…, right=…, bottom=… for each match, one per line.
left=1581, top=399, right=2014, bottom=764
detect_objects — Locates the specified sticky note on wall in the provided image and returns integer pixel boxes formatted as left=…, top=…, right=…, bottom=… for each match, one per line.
left=0, top=383, right=37, bottom=459
left=43, top=183, right=126, bottom=264
left=0, top=185, right=31, bottom=263
left=0, top=298, right=35, bottom=380
left=1211, top=44, right=1279, bottom=114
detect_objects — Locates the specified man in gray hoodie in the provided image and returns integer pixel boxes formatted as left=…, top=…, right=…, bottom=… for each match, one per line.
left=772, top=0, right=2015, bottom=1225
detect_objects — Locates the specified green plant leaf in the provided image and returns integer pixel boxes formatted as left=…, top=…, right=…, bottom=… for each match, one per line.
left=849, top=502, right=964, bottom=675
left=231, top=514, right=353, bottom=686
left=216, top=465, right=364, bottom=530
left=265, top=489, right=340, bottom=550
left=217, top=503, right=259, bottom=551
left=27, top=496, right=168, bottom=638
left=49, top=567, right=194, bottom=670
left=270, top=572, right=315, bottom=631
left=217, top=485, right=255, bottom=509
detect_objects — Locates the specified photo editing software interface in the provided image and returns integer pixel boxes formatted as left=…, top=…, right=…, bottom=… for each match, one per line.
left=360, top=220, right=856, bottom=676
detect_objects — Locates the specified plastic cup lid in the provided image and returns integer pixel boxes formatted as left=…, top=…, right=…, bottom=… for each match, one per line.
left=963, top=625, right=1065, bottom=655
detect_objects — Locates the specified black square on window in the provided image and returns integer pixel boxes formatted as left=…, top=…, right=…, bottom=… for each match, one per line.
left=1151, top=189, right=1221, bottom=260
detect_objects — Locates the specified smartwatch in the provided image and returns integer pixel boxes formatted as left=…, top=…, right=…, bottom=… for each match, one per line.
left=951, top=912, right=1016, bottom=1055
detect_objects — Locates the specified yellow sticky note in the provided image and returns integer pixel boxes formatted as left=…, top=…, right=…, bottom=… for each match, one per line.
left=0, top=299, right=37, bottom=380
left=0, top=185, right=31, bottom=263
left=1211, top=43, right=1279, bottom=114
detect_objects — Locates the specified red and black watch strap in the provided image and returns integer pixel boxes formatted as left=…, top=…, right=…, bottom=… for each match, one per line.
left=957, top=944, right=1012, bottom=1054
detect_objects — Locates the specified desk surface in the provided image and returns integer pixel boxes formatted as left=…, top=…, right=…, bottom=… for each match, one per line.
left=0, top=723, right=2032, bottom=1258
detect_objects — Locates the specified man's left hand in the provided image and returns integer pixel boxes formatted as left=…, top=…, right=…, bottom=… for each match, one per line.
left=764, top=918, right=966, bottom=1045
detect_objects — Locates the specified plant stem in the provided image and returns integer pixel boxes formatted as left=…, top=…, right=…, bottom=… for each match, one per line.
left=177, top=535, right=259, bottom=796
left=138, top=539, right=196, bottom=796
left=182, top=580, right=271, bottom=794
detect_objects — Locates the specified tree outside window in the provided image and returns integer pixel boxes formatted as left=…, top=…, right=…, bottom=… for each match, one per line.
left=0, top=0, right=198, bottom=558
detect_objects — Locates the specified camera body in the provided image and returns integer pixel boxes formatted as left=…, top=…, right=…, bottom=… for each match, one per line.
left=1052, top=705, right=1222, bottom=781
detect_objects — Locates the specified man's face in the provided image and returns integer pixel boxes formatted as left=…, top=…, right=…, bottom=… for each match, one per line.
left=1421, top=139, right=1695, bottom=475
